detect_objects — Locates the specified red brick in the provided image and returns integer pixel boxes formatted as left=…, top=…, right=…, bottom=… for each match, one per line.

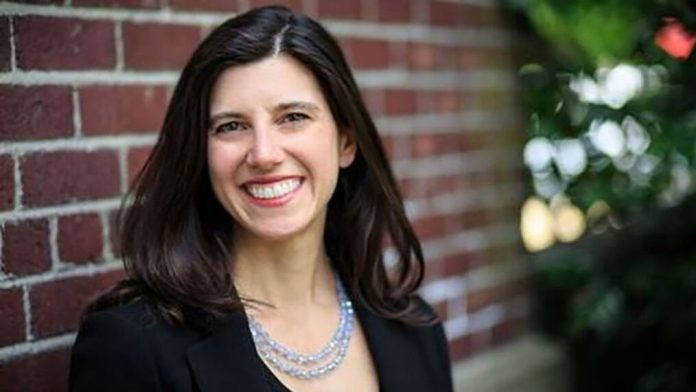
left=405, top=175, right=458, bottom=198
left=360, top=88, right=384, bottom=115
left=446, top=208, right=494, bottom=233
left=456, top=209, right=487, bottom=230
left=407, top=43, right=436, bottom=69
left=15, top=16, right=115, bottom=70
left=432, top=300, right=447, bottom=321
left=377, top=0, right=411, bottom=22
left=410, top=134, right=454, bottom=158
left=448, top=334, right=473, bottom=361
left=1, top=219, right=51, bottom=276
left=0, top=17, right=10, bottom=71
left=467, top=278, right=529, bottom=313
left=0, top=86, right=73, bottom=141
left=442, top=251, right=484, bottom=275
left=0, top=348, right=70, bottom=392
left=458, top=48, right=511, bottom=69
left=249, top=0, right=302, bottom=10
left=438, top=47, right=459, bottom=69
left=422, top=257, right=444, bottom=283
left=0, top=155, right=13, bottom=211
left=381, top=134, right=395, bottom=161
left=431, top=90, right=460, bottom=113
left=410, top=132, right=488, bottom=158
left=73, top=0, right=159, bottom=8
left=127, top=146, right=153, bottom=185
left=0, top=288, right=25, bottom=347
left=383, top=89, right=418, bottom=115
left=317, top=0, right=361, bottom=19
left=11, top=0, right=62, bottom=3
left=407, top=43, right=457, bottom=70
left=398, top=177, right=421, bottom=198
left=58, top=214, right=103, bottom=264
left=430, top=1, right=499, bottom=27
left=412, top=215, right=447, bottom=240
left=80, top=85, right=168, bottom=135
left=21, top=151, right=120, bottom=207
left=449, top=331, right=490, bottom=361
left=342, top=39, right=391, bottom=70
left=170, top=0, right=238, bottom=11
left=123, top=23, right=201, bottom=70
left=430, top=0, right=463, bottom=26
left=491, top=315, right=528, bottom=346
left=30, top=271, right=124, bottom=338
left=457, top=49, right=479, bottom=69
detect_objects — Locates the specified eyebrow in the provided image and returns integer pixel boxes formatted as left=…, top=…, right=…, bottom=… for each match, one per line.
left=209, top=101, right=321, bottom=124
left=276, top=101, right=321, bottom=113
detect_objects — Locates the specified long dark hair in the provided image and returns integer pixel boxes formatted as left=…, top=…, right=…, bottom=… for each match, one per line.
left=92, top=6, right=431, bottom=326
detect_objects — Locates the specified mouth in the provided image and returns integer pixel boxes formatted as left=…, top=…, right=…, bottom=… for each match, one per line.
left=243, top=177, right=303, bottom=200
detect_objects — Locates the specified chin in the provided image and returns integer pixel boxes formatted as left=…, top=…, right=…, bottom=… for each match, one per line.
left=238, top=221, right=313, bottom=243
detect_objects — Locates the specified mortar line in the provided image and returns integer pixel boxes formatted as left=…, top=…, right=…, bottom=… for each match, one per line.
left=71, top=87, right=82, bottom=137
left=114, top=21, right=125, bottom=71
left=8, top=15, right=16, bottom=71
left=12, top=152, right=22, bottom=210
left=49, top=217, right=61, bottom=269
left=22, top=284, right=33, bottom=341
left=0, top=333, right=76, bottom=362
left=0, top=261, right=123, bottom=289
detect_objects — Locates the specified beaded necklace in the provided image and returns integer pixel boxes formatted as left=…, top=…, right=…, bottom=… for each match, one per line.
left=247, top=274, right=354, bottom=380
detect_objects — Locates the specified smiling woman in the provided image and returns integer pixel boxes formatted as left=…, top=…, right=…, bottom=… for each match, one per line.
left=69, top=6, right=453, bottom=392
left=207, top=56, right=356, bottom=241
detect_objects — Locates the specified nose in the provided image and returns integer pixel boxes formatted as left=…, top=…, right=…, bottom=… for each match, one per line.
left=245, top=127, right=283, bottom=170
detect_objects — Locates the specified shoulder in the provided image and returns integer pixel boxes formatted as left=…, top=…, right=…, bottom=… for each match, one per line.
left=69, top=301, right=202, bottom=392
left=70, top=302, right=160, bottom=391
left=83, top=299, right=154, bottom=328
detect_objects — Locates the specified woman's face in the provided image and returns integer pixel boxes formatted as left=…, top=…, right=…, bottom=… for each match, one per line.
left=207, top=55, right=356, bottom=243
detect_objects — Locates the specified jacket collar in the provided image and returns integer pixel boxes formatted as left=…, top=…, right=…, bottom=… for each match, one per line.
left=354, top=302, right=426, bottom=392
left=186, top=310, right=270, bottom=391
left=185, top=302, right=422, bottom=392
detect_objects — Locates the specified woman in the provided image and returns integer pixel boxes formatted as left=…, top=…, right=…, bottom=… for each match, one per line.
left=70, top=6, right=453, bottom=392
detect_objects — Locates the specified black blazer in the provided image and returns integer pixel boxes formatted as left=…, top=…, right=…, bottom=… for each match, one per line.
left=69, top=300, right=454, bottom=392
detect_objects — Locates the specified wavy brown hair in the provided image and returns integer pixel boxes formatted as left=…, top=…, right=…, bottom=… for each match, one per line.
left=91, top=6, right=431, bottom=326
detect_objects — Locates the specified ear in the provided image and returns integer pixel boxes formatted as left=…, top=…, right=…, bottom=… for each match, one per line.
left=338, top=131, right=357, bottom=168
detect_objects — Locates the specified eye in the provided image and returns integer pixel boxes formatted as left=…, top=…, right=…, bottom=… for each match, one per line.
left=214, top=121, right=246, bottom=134
left=283, top=112, right=310, bottom=123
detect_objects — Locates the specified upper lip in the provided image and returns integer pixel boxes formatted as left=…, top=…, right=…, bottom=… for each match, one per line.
left=242, top=175, right=302, bottom=185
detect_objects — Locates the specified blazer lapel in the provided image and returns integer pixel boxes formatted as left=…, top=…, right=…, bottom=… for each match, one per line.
left=354, top=303, right=426, bottom=392
left=186, top=311, right=271, bottom=392
left=184, top=302, right=429, bottom=392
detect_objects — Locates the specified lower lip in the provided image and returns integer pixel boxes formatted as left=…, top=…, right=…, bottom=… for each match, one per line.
left=243, top=180, right=303, bottom=208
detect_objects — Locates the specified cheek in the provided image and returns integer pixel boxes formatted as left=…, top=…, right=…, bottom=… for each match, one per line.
left=207, top=142, right=242, bottom=188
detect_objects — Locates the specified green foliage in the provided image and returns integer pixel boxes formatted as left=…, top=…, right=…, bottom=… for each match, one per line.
left=529, top=0, right=641, bottom=63
left=507, top=0, right=696, bottom=390
left=511, top=0, right=696, bottom=214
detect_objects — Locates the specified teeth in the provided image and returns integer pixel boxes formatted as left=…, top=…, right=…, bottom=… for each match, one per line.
left=245, top=178, right=301, bottom=199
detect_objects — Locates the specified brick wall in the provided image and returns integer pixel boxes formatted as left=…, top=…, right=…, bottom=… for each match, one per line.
left=0, top=0, right=528, bottom=390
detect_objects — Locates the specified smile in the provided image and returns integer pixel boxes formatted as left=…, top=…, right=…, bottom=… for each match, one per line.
left=244, top=178, right=302, bottom=200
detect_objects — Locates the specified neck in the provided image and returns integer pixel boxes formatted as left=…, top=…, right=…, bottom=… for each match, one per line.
left=232, top=229, right=335, bottom=312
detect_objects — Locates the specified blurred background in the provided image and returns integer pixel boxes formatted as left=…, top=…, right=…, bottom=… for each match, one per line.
left=507, top=0, right=696, bottom=391
left=0, top=0, right=694, bottom=391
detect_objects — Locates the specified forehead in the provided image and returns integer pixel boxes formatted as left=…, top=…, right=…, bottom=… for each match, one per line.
left=209, top=55, right=327, bottom=113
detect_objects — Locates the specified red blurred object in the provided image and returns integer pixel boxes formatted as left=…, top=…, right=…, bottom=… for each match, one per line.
left=655, top=17, right=696, bottom=60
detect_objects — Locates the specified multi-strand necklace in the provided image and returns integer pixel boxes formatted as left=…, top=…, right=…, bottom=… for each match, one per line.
left=247, top=274, right=354, bottom=380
